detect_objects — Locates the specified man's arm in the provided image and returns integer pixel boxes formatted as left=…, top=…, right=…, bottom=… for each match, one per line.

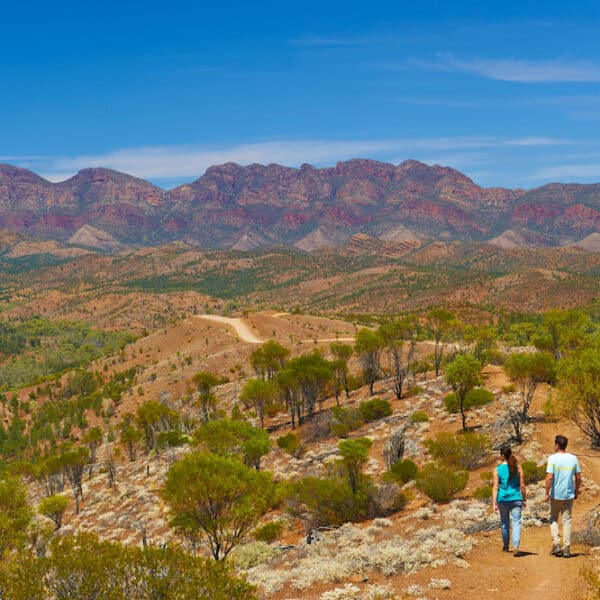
left=574, top=472, right=582, bottom=499
left=545, top=473, right=553, bottom=502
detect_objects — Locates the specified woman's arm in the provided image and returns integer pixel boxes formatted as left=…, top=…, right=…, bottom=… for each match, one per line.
left=518, top=465, right=527, bottom=505
left=492, top=467, right=499, bottom=512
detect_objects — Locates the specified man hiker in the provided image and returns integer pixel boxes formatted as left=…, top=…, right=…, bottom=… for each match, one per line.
left=545, top=434, right=581, bottom=558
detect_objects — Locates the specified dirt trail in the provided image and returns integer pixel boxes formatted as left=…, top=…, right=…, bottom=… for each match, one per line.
left=442, top=373, right=598, bottom=600
left=441, top=521, right=590, bottom=600
left=195, top=315, right=264, bottom=344
left=196, top=314, right=357, bottom=345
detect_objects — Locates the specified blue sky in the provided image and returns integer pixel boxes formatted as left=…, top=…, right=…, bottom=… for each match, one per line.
left=3, top=0, right=600, bottom=189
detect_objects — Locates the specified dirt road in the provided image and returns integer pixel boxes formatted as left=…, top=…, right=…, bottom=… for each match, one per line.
left=195, top=315, right=264, bottom=344
left=196, top=314, right=357, bottom=345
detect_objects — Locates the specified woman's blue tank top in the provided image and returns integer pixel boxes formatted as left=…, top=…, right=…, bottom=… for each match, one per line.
left=496, top=463, right=522, bottom=502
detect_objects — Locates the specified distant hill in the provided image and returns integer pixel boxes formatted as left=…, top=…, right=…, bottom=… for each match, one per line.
left=1, top=159, right=599, bottom=250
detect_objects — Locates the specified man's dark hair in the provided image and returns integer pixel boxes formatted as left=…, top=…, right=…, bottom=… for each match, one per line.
left=555, top=435, right=568, bottom=450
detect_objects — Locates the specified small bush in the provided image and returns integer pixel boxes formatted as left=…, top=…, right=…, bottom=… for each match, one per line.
left=521, top=460, right=546, bottom=484
left=231, top=403, right=245, bottom=421
left=444, top=388, right=494, bottom=414
left=406, top=385, right=424, bottom=396
left=346, top=373, right=364, bottom=392
left=288, top=477, right=370, bottom=528
left=329, top=422, right=350, bottom=438
left=277, top=433, right=300, bottom=455
left=38, top=494, right=68, bottom=529
left=416, top=463, right=469, bottom=503
left=409, top=411, right=429, bottom=424
left=359, top=398, right=392, bottom=422
left=232, top=541, right=277, bottom=569
left=473, top=485, right=492, bottom=502
left=254, top=520, right=284, bottom=543
left=466, top=388, right=495, bottom=408
left=443, top=393, right=459, bottom=414
left=330, top=406, right=363, bottom=438
left=385, top=459, right=418, bottom=484
left=502, top=384, right=517, bottom=394
left=264, top=402, right=281, bottom=418
left=425, top=432, right=491, bottom=470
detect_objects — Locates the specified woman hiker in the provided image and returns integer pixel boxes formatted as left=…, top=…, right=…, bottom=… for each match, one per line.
left=492, top=445, right=527, bottom=556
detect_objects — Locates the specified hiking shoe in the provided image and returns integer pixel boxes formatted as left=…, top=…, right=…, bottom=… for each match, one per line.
left=550, top=545, right=563, bottom=556
left=502, top=545, right=509, bottom=552
left=562, top=547, right=571, bottom=558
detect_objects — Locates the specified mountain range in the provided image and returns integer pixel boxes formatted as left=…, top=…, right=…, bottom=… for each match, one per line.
left=1, top=159, right=599, bottom=252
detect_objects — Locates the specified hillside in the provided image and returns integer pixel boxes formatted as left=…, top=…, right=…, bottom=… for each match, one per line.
left=1, top=159, right=600, bottom=249
left=1, top=232, right=599, bottom=323
left=1, top=310, right=599, bottom=600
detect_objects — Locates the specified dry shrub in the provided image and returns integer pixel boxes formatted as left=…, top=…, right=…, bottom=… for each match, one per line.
left=425, top=432, right=491, bottom=470
left=416, top=463, right=469, bottom=503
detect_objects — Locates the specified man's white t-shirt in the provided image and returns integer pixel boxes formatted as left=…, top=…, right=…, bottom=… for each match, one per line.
left=546, top=452, right=580, bottom=500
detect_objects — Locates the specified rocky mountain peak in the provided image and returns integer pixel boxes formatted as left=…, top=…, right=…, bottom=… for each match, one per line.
left=1, top=159, right=599, bottom=250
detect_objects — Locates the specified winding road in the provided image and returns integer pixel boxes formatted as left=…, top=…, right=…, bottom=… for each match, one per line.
left=195, top=314, right=356, bottom=345
left=195, top=315, right=265, bottom=344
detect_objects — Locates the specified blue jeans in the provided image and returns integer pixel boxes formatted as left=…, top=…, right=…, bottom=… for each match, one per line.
left=498, top=500, right=522, bottom=549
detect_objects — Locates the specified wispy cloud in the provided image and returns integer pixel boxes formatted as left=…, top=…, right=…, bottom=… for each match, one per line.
left=10, top=137, right=568, bottom=184
left=0, top=155, right=53, bottom=162
left=406, top=54, right=600, bottom=82
left=531, top=164, right=600, bottom=180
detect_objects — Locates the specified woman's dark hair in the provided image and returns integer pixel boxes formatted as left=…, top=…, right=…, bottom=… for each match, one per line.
left=501, top=445, right=518, bottom=478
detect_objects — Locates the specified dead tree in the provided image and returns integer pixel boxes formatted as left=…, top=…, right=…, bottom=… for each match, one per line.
left=383, top=415, right=412, bottom=469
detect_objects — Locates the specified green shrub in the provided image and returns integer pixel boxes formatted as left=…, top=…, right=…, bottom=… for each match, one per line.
left=425, top=432, right=491, bottom=470
left=192, top=419, right=271, bottom=470
left=502, top=384, right=517, bottom=394
left=466, top=388, right=495, bottom=407
left=276, top=433, right=300, bottom=455
left=253, top=520, right=284, bottom=543
left=0, top=532, right=256, bottom=599
left=473, top=484, right=492, bottom=502
left=330, top=422, right=350, bottom=438
left=385, top=459, right=418, bottom=484
left=416, top=463, right=469, bottom=503
left=288, top=477, right=370, bottom=528
left=409, top=411, right=429, bottom=424
left=444, top=388, right=494, bottom=414
left=359, top=398, right=392, bottom=422
left=330, top=406, right=363, bottom=438
left=346, top=374, right=364, bottom=392
left=443, top=393, right=460, bottom=414
left=263, top=402, right=281, bottom=418
left=406, top=385, right=424, bottom=396
left=521, top=460, right=546, bottom=484
left=231, top=403, right=245, bottom=421
left=38, top=494, right=69, bottom=529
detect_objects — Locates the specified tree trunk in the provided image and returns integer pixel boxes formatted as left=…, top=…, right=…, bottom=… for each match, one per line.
left=459, top=397, right=467, bottom=431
